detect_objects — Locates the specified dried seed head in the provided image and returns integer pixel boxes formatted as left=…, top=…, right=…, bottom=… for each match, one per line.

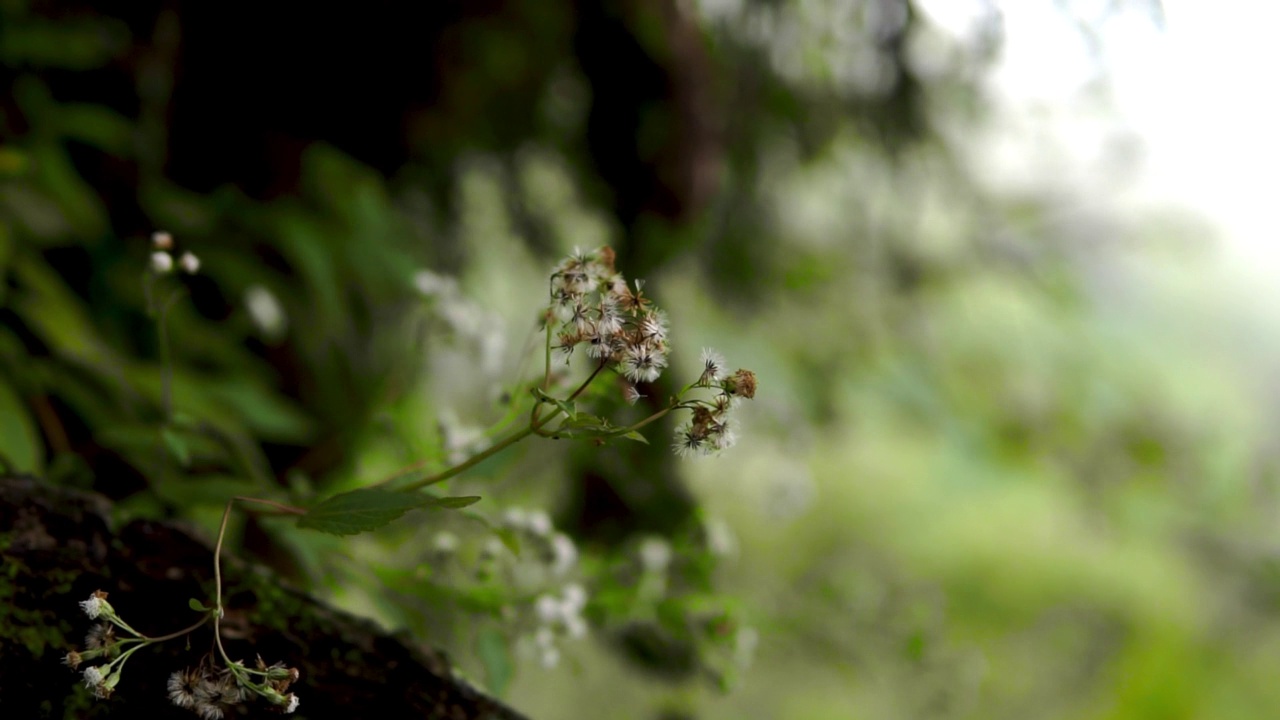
left=725, top=369, right=757, bottom=400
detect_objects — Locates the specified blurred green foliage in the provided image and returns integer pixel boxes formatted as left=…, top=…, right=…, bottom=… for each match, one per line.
left=8, top=1, right=1280, bottom=719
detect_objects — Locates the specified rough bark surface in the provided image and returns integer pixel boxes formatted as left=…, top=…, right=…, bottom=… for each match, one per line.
left=0, top=476, right=529, bottom=720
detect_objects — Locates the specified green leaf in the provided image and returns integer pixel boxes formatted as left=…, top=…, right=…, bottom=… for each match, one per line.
left=432, top=495, right=482, bottom=510
left=160, top=427, right=191, bottom=467
left=298, top=489, right=435, bottom=536
left=622, top=431, right=649, bottom=444
left=188, top=598, right=209, bottom=612
left=0, top=380, right=41, bottom=473
left=298, top=489, right=483, bottom=536
left=476, top=627, right=513, bottom=698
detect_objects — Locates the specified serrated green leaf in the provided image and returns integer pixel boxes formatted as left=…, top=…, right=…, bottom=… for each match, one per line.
left=297, top=489, right=435, bottom=536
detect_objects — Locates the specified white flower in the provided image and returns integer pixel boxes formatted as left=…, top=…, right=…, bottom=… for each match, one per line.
left=699, top=348, right=727, bottom=384
left=639, top=310, right=668, bottom=343
left=638, top=537, right=673, bottom=573
left=560, top=583, right=587, bottom=614
left=432, top=531, right=459, bottom=554
left=481, top=537, right=507, bottom=560
left=538, top=645, right=561, bottom=669
left=673, top=422, right=707, bottom=458
left=413, top=268, right=458, bottom=297
left=710, top=417, right=738, bottom=451
left=535, top=594, right=562, bottom=624
left=79, top=593, right=108, bottom=620
left=82, top=665, right=103, bottom=689
left=150, top=251, right=174, bottom=274
left=178, top=251, right=201, bottom=274
left=704, top=517, right=739, bottom=559
left=526, top=510, right=553, bottom=537
left=244, top=285, right=288, bottom=339
left=620, top=344, right=666, bottom=384
left=501, top=507, right=529, bottom=531
left=550, top=533, right=578, bottom=576
left=534, top=627, right=556, bottom=649
left=151, top=230, right=174, bottom=250
left=168, top=670, right=197, bottom=709
left=285, top=694, right=300, bottom=713
left=563, top=612, right=588, bottom=640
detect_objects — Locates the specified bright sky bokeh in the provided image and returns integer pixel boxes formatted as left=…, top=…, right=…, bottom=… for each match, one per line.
left=977, top=0, right=1280, bottom=278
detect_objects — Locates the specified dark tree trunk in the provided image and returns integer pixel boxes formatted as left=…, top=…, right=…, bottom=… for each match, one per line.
left=0, top=476, right=528, bottom=720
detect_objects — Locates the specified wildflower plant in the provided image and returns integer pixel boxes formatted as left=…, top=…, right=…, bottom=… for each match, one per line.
left=66, top=242, right=755, bottom=711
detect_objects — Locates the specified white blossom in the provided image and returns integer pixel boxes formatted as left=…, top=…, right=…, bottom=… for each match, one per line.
left=550, top=533, right=578, bottom=576
left=150, top=251, right=174, bottom=274
left=178, top=251, right=201, bottom=274
left=79, top=593, right=108, bottom=620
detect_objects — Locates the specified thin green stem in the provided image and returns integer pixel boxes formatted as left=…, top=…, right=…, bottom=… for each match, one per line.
left=141, top=615, right=211, bottom=644
left=567, top=361, right=606, bottom=402
left=156, top=289, right=185, bottom=422
left=542, top=318, right=553, bottom=391
left=105, top=613, right=148, bottom=640
left=396, top=423, right=539, bottom=492
left=388, top=359, right=611, bottom=491
left=210, top=496, right=304, bottom=669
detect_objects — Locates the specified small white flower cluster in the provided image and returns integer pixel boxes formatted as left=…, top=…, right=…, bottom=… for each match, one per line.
left=672, top=349, right=757, bottom=458
left=66, top=590, right=299, bottom=715
left=487, top=507, right=591, bottom=670
left=530, top=582, right=588, bottom=669
left=547, top=247, right=670, bottom=386
left=64, top=591, right=135, bottom=699
left=150, top=230, right=200, bottom=275
left=167, top=659, right=299, bottom=719
left=498, top=507, right=578, bottom=578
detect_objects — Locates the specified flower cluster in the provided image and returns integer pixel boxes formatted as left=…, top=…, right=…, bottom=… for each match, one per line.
left=673, top=349, right=757, bottom=457
left=64, top=591, right=148, bottom=699
left=64, top=590, right=299, bottom=715
left=149, top=230, right=200, bottom=275
left=547, top=247, right=669, bottom=386
left=433, top=508, right=591, bottom=671
left=530, top=583, right=588, bottom=669
left=168, top=658, right=300, bottom=719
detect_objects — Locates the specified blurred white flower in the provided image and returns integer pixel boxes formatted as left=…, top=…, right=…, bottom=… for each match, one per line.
left=244, top=285, right=288, bottom=340
left=550, top=533, right=577, bottom=576
left=432, top=531, right=459, bottom=554
left=560, top=582, right=587, bottom=614
left=526, top=510, right=553, bottom=537
left=178, top=251, right=200, bottom=274
left=150, top=251, right=174, bottom=274
left=637, top=536, right=673, bottom=574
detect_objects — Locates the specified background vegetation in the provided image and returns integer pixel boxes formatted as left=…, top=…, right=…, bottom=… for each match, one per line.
left=4, top=1, right=1279, bottom=718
